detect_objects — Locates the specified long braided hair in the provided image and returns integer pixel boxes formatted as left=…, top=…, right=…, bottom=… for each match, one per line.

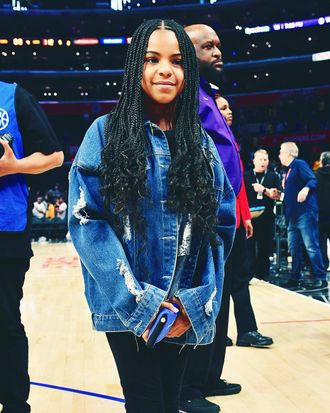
left=100, top=19, right=218, bottom=244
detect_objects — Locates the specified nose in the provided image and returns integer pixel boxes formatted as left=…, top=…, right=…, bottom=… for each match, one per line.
left=213, top=46, right=222, bottom=59
left=158, top=61, right=172, bottom=77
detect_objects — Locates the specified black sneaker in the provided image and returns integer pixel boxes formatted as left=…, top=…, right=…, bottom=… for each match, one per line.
left=280, top=278, right=300, bottom=289
left=226, top=336, right=233, bottom=346
left=203, top=379, right=242, bottom=397
left=301, top=279, right=328, bottom=289
left=180, top=397, right=220, bottom=413
left=236, top=330, right=273, bottom=348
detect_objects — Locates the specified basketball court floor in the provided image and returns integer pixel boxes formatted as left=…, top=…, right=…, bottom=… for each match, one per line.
left=12, top=242, right=330, bottom=413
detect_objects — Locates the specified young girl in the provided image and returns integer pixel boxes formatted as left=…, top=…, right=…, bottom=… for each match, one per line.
left=69, top=19, right=235, bottom=413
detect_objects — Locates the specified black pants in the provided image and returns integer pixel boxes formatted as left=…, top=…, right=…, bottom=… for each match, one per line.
left=106, top=332, right=190, bottom=413
left=181, top=224, right=257, bottom=400
left=231, top=225, right=258, bottom=336
left=247, top=215, right=274, bottom=279
left=180, top=233, right=233, bottom=400
left=0, top=258, right=31, bottom=413
left=319, top=221, right=330, bottom=270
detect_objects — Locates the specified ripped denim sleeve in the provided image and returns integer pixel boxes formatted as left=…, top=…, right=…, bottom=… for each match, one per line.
left=123, top=215, right=132, bottom=243
left=178, top=214, right=192, bottom=256
left=73, top=187, right=89, bottom=225
left=204, top=287, right=217, bottom=317
left=116, top=259, right=145, bottom=303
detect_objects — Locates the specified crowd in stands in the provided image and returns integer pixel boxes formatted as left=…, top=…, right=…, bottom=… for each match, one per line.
left=234, top=94, right=330, bottom=138
left=31, top=183, right=68, bottom=241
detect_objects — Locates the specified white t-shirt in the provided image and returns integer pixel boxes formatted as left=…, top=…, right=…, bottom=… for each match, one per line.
left=57, top=202, right=67, bottom=220
left=32, top=201, right=46, bottom=219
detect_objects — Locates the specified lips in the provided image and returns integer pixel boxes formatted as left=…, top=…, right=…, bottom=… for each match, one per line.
left=153, top=82, right=176, bottom=86
left=213, top=60, right=223, bottom=67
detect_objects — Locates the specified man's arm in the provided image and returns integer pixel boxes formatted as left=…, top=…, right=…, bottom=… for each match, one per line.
left=237, top=178, right=253, bottom=239
left=0, top=139, right=63, bottom=176
left=297, top=160, right=318, bottom=203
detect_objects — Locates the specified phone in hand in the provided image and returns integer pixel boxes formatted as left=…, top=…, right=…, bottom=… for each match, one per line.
left=146, top=303, right=180, bottom=349
left=0, top=133, right=14, bottom=158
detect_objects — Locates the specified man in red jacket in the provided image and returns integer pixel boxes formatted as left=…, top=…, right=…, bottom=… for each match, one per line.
left=217, top=95, right=273, bottom=348
left=229, top=158, right=273, bottom=345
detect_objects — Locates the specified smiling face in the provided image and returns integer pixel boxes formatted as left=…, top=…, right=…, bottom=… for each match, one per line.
left=216, top=96, right=233, bottom=126
left=141, top=29, right=184, bottom=107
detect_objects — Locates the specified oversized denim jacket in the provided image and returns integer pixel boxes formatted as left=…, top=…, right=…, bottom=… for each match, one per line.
left=69, top=115, right=236, bottom=346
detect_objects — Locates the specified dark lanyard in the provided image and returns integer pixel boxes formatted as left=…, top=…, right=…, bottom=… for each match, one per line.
left=253, top=171, right=266, bottom=185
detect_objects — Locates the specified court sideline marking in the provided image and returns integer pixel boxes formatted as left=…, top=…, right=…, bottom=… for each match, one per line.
left=31, top=381, right=124, bottom=403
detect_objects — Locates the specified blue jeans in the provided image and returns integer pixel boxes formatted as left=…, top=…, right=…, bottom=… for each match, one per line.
left=287, top=211, right=326, bottom=280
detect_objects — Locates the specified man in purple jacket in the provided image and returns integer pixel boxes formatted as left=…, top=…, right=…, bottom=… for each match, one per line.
left=179, top=24, right=243, bottom=413
left=188, top=30, right=242, bottom=196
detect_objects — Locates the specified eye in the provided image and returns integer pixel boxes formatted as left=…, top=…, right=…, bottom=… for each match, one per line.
left=144, top=56, right=158, bottom=63
left=173, top=59, right=183, bottom=66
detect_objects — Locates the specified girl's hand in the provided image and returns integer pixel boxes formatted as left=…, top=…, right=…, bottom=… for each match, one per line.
left=166, top=297, right=191, bottom=338
left=142, top=301, right=179, bottom=342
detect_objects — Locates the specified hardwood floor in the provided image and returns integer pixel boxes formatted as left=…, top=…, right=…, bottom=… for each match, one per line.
left=15, top=242, right=330, bottom=413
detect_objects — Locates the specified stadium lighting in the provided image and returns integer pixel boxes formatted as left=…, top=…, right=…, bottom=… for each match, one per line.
left=245, top=26, right=271, bottom=35
left=100, top=37, right=126, bottom=45
left=12, top=0, right=27, bottom=12
left=245, top=15, right=330, bottom=35
left=74, top=38, right=99, bottom=46
left=312, top=51, right=330, bottom=62
left=110, top=0, right=129, bottom=11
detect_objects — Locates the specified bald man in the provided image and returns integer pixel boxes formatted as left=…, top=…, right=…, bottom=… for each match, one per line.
left=185, top=24, right=242, bottom=195
left=179, top=25, right=252, bottom=413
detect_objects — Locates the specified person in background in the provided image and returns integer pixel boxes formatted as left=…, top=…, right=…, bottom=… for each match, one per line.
left=216, top=98, right=274, bottom=346
left=69, top=19, right=236, bottom=413
left=32, top=196, right=47, bottom=220
left=48, top=182, right=61, bottom=199
left=279, top=141, right=327, bottom=289
left=180, top=24, right=272, bottom=413
left=244, top=149, right=281, bottom=280
left=55, top=196, right=67, bottom=220
left=315, top=151, right=330, bottom=271
left=45, top=196, right=55, bottom=220
left=215, top=95, right=233, bottom=127
left=0, top=80, right=63, bottom=413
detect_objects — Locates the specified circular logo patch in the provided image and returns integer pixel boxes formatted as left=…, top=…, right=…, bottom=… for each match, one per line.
left=0, top=108, right=9, bottom=131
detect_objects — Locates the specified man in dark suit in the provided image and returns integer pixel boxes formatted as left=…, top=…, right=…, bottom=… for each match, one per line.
left=244, top=149, right=281, bottom=280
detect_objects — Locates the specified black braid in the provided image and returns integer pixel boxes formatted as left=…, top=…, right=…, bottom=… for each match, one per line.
left=99, top=19, right=219, bottom=244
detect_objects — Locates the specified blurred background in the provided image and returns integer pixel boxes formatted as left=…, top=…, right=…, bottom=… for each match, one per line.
left=1, top=0, right=329, bottom=173
left=1, top=2, right=329, bottom=285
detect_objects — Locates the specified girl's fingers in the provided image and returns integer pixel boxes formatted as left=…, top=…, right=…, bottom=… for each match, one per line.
left=161, top=301, right=179, bottom=313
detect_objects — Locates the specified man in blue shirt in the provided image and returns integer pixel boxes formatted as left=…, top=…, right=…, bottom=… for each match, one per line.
left=279, top=141, right=327, bottom=289
left=0, top=81, right=63, bottom=413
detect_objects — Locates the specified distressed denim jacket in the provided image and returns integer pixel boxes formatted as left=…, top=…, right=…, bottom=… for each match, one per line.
left=69, top=115, right=236, bottom=345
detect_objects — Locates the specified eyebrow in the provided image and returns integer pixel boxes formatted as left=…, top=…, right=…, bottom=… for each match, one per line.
left=146, top=50, right=182, bottom=57
left=202, top=40, right=221, bottom=46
